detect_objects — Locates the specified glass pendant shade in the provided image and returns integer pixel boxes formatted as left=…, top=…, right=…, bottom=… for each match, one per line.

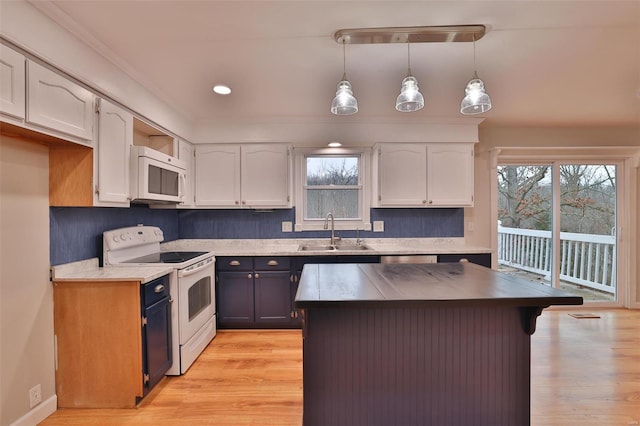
left=460, top=75, right=492, bottom=115
left=395, top=75, right=424, bottom=112
left=331, top=75, right=358, bottom=115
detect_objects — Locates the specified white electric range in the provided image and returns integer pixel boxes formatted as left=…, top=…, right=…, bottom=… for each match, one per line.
left=103, top=225, right=216, bottom=375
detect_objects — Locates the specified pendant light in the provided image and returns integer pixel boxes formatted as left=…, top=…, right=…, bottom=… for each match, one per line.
left=395, top=43, right=424, bottom=112
left=331, top=40, right=358, bottom=115
left=460, top=35, right=492, bottom=115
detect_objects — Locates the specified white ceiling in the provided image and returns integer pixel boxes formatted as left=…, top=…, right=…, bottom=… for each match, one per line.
left=36, top=1, right=640, bottom=128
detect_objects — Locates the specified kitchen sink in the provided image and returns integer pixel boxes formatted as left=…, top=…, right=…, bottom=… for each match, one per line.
left=298, top=243, right=372, bottom=252
left=335, top=244, right=371, bottom=251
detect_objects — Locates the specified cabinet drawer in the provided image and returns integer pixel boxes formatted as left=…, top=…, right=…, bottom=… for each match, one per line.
left=217, top=256, right=253, bottom=271
left=254, top=256, right=290, bottom=271
left=142, top=275, right=170, bottom=306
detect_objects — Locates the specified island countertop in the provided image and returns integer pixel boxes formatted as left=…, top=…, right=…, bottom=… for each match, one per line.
left=295, top=261, right=583, bottom=309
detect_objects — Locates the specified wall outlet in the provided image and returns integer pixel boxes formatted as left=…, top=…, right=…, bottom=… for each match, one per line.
left=29, top=384, right=42, bottom=408
left=281, top=221, right=293, bottom=233
left=373, top=221, right=384, bottom=232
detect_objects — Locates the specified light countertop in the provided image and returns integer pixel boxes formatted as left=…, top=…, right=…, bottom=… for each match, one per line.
left=51, top=258, right=174, bottom=283
left=51, top=238, right=492, bottom=281
left=160, top=237, right=491, bottom=257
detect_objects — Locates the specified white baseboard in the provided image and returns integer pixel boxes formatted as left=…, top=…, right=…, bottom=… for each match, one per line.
left=10, top=394, right=57, bottom=426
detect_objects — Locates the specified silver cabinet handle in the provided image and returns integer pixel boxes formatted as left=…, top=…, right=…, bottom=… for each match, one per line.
left=255, top=273, right=260, bottom=279
left=247, top=273, right=253, bottom=279
left=154, top=284, right=165, bottom=293
left=267, top=260, right=279, bottom=266
left=229, top=260, right=241, bottom=266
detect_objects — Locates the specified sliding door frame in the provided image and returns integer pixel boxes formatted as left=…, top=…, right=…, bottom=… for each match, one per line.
left=490, top=146, right=638, bottom=308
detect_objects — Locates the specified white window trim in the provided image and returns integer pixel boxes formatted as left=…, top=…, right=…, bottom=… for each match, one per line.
left=294, top=147, right=371, bottom=232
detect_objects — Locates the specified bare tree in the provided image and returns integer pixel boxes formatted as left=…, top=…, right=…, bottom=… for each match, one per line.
left=497, top=166, right=550, bottom=229
left=498, top=164, right=616, bottom=235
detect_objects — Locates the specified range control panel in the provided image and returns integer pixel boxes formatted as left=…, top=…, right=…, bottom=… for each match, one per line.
left=103, top=225, right=164, bottom=251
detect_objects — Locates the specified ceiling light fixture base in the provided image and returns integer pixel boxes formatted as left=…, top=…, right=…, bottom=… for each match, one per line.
left=334, top=25, right=486, bottom=45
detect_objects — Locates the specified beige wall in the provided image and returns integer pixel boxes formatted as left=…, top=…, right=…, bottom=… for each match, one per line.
left=468, top=126, right=639, bottom=307
left=0, top=136, right=55, bottom=425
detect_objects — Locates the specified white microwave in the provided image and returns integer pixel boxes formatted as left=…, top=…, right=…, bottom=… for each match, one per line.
left=130, top=146, right=187, bottom=204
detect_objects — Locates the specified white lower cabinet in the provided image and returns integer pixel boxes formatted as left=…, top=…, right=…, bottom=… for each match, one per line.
left=374, top=143, right=475, bottom=208
left=95, top=99, right=132, bottom=206
left=195, top=143, right=291, bottom=208
left=26, top=59, right=94, bottom=143
left=0, top=44, right=26, bottom=120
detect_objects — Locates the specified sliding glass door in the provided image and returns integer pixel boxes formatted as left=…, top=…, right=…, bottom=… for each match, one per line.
left=497, top=163, right=617, bottom=303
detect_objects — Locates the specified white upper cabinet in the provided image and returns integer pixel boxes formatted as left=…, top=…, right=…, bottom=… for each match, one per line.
left=195, top=143, right=291, bottom=208
left=241, top=144, right=291, bottom=208
left=373, top=143, right=475, bottom=208
left=26, top=60, right=94, bottom=143
left=195, top=144, right=241, bottom=207
left=0, top=44, right=26, bottom=120
left=375, top=144, right=428, bottom=206
left=177, top=139, right=195, bottom=208
left=426, top=143, right=474, bottom=207
left=95, top=98, right=132, bottom=206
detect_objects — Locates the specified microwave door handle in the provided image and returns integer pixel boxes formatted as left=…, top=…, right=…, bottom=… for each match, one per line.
left=179, top=173, right=186, bottom=201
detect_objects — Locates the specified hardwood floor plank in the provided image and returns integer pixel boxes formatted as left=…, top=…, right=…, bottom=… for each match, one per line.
left=39, top=310, right=640, bottom=425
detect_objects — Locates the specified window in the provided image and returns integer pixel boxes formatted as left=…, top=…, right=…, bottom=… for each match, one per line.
left=295, top=149, right=371, bottom=231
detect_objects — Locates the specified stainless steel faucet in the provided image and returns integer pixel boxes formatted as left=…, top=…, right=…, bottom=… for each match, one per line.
left=324, top=212, right=336, bottom=246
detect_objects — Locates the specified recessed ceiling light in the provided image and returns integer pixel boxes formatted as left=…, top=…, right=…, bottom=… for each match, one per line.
left=213, top=85, right=231, bottom=95
left=328, top=141, right=342, bottom=147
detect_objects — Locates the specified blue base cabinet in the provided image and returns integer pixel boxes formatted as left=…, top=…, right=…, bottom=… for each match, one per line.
left=216, top=256, right=297, bottom=328
left=140, top=275, right=172, bottom=396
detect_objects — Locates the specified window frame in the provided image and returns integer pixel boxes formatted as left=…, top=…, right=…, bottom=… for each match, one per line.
left=294, top=147, right=371, bottom=232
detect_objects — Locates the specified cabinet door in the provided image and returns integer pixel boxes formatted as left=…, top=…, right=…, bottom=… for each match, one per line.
left=26, top=60, right=94, bottom=142
left=0, top=45, right=26, bottom=120
left=376, top=144, right=427, bottom=206
left=195, top=144, right=241, bottom=207
left=142, top=296, right=172, bottom=394
left=290, top=274, right=302, bottom=325
left=217, top=271, right=254, bottom=325
left=427, top=143, right=474, bottom=207
left=177, top=139, right=194, bottom=207
left=254, top=271, right=292, bottom=324
left=96, top=99, right=132, bottom=205
left=241, top=144, right=291, bottom=208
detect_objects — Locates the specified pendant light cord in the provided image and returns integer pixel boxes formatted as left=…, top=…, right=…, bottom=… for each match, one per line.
left=407, top=42, right=412, bottom=76
left=342, top=39, right=348, bottom=80
left=472, top=34, right=478, bottom=78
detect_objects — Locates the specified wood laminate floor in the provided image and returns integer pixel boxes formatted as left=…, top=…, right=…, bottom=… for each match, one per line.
left=39, top=309, right=640, bottom=426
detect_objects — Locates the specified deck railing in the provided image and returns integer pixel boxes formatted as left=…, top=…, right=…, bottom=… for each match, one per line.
left=497, top=224, right=616, bottom=294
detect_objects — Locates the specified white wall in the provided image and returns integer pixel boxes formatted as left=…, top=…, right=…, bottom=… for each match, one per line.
left=192, top=119, right=483, bottom=145
left=0, top=136, right=55, bottom=425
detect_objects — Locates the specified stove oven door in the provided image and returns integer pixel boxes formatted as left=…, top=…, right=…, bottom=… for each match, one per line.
left=177, top=256, right=216, bottom=345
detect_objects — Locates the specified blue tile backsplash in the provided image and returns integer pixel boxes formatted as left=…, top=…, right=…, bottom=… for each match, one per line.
left=50, top=205, right=179, bottom=265
left=50, top=207, right=463, bottom=265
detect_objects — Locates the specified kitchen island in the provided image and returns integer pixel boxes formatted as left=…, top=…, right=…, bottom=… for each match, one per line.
left=295, top=262, right=583, bottom=426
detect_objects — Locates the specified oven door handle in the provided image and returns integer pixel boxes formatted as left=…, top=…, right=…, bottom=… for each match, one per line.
left=178, top=259, right=213, bottom=278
